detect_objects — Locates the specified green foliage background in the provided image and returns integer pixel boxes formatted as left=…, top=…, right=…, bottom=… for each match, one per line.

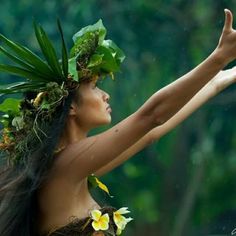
left=1, top=0, right=236, bottom=235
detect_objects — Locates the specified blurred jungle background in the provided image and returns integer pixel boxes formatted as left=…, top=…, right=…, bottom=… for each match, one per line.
left=1, top=0, right=236, bottom=235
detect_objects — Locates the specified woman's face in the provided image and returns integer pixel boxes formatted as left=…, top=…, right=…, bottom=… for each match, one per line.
left=73, top=79, right=112, bottom=130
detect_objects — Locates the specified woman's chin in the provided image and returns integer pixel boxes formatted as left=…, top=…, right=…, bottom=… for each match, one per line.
left=104, top=117, right=112, bottom=125
left=94, top=117, right=112, bottom=128
left=103, top=114, right=112, bottom=124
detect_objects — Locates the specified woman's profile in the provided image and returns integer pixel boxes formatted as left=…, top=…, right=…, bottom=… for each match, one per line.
left=1, top=9, right=236, bottom=236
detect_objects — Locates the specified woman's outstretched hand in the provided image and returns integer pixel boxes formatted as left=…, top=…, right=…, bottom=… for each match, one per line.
left=216, top=9, right=236, bottom=64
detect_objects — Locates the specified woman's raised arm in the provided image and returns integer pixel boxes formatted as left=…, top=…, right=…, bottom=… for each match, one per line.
left=94, top=67, right=236, bottom=176
left=54, top=9, right=236, bottom=181
left=148, top=67, right=236, bottom=140
left=137, top=10, right=236, bottom=125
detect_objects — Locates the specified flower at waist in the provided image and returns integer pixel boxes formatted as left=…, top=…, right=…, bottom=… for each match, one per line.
left=91, top=209, right=110, bottom=231
left=113, top=207, right=133, bottom=235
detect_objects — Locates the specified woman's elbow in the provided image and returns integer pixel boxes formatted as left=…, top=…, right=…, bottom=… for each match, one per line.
left=152, top=107, right=170, bottom=126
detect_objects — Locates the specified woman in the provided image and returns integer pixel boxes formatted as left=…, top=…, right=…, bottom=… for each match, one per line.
left=1, top=9, right=236, bottom=236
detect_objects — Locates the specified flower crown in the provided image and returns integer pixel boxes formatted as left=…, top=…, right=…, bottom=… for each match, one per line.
left=0, top=19, right=125, bottom=165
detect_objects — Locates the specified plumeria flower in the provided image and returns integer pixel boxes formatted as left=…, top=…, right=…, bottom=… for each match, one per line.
left=116, top=227, right=124, bottom=235
left=113, top=207, right=133, bottom=235
left=91, top=209, right=110, bottom=231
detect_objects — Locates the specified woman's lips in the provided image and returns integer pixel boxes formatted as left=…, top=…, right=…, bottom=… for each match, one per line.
left=106, top=106, right=112, bottom=113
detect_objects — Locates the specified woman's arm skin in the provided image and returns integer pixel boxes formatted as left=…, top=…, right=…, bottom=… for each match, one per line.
left=54, top=10, right=236, bottom=181
left=94, top=67, right=236, bottom=176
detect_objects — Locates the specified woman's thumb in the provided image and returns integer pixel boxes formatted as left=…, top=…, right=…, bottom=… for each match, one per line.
left=223, top=9, right=233, bottom=32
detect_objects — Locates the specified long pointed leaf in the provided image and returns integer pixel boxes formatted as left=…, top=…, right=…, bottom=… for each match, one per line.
left=0, top=46, right=52, bottom=80
left=0, top=34, right=55, bottom=78
left=33, top=21, right=64, bottom=80
left=57, top=19, right=68, bottom=78
left=0, top=46, right=34, bottom=71
left=39, top=26, right=64, bottom=79
left=0, top=64, right=49, bottom=82
left=0, top=81, right=28, bottom=91
left=0, top=81, right=45, bottom=94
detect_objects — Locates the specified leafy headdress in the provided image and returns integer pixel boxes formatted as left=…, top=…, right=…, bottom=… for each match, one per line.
left=0, top=19, right=125, bottom=165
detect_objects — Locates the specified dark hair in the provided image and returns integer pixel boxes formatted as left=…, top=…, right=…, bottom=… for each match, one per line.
left=0, top=90, right=76, bottom=236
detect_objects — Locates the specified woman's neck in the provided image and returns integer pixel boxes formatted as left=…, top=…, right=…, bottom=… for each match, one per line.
left=56, top=118, right=90, bottom=150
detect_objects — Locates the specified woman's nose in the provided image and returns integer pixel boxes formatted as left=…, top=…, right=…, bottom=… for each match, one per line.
left=103, top=91, right=110, bottom=102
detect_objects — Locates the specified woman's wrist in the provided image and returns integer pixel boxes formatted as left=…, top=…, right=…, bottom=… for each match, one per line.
left=211, top=47, right=230, bottom=69
left=214, top=69, right=236, bottom=94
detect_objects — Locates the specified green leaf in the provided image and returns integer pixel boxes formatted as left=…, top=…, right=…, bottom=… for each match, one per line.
left=72, top=19, right=106, bottom=45
left=57, top=19, right=68, bottom=78
left=33, top=21, right=64, bottom=80
left=87, top=54, right=104, bottom=68
left=0, top=46, right=35, bottom=71
left=0, top=117, right=9, bottom=128
left=87, top=175, right=98, bottom=188
left=0, top=34, right=54, bottom=78
left=68, top=57, right=79, bottom=81
left=0, top=81, right=45, bottom=94
left=0, top=46, right=55, bottom=81
left=95, top=45, right=119, bottom=72
left=0, top=64, right=49, bottom=82
left=102, top=40, right=126, bottom=64
left=0, top=98, right=21, bottom=115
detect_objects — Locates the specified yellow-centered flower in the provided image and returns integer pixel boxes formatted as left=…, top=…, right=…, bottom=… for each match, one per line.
left=91, top=209, right=110, bottom=231
left=113, top=207, right=133, bottom=235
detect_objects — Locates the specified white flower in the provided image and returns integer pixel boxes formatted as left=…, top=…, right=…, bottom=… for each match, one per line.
left=113, top=207, right=133, bottom=235
left=90, top=209, right=110, bottom=231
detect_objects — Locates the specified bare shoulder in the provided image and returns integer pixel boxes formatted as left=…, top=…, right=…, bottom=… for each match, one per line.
left=53, top=112, right=154, bottom=182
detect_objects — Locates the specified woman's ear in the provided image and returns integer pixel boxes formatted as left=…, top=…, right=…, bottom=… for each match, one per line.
left=69, top=101, right=78, bottom=116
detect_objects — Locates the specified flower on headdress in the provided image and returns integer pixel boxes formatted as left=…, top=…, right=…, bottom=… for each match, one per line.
left=113, top=207, right=133, bottom=235
left=91, top=209, right=110, bottom=231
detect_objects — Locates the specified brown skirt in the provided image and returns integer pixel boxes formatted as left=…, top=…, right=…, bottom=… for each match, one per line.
left=42, top=206, right=118, bottom=236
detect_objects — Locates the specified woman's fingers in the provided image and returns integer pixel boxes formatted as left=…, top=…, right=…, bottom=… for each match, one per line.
left=217, top=9, right=236, bottom=62
left=223, top=9, right=233, bottom=32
